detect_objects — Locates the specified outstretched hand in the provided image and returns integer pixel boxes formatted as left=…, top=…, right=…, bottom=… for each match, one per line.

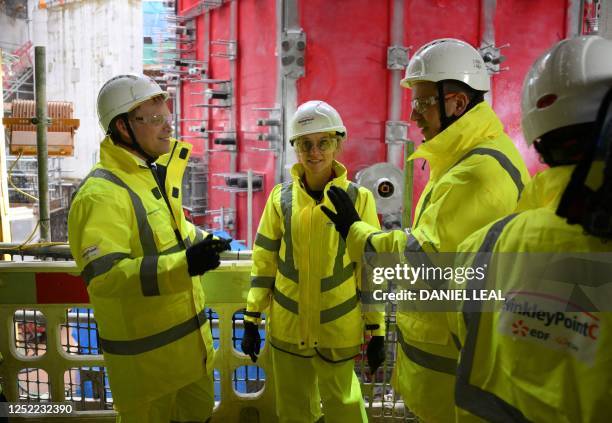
left=321, top=186, right=361, bottom=239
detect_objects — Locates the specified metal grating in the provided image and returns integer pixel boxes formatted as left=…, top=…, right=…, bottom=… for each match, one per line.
left=13, top=309, right=47, bottom=357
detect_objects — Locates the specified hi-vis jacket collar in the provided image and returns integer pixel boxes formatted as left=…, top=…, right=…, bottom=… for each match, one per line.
left=100, top=136, right=191, bottom=171
left=516, top=165, right=574, bottom=212
left=290, top=160, right=349, bottom=189
left=408, top=102, right=505, bottom=180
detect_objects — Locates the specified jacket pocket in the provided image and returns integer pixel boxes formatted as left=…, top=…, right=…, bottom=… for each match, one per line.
left=147, top=208, right=178, bottom=251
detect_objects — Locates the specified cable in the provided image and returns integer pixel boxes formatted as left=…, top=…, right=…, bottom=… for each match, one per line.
left=0, top=151, right=69, bottom=253
left=7, top=150, right=38, bottom=202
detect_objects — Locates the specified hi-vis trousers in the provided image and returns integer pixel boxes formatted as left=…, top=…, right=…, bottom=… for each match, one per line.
left=272, top=347, right=368, bottom=423
left=116, top=371, right=214, bottom=423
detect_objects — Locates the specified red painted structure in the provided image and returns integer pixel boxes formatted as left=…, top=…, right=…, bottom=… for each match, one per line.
left=178, top=0, right=570, bottom=242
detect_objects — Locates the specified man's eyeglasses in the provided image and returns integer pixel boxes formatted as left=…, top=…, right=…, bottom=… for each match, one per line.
left=294, top=137, right=337, bottom=153
left=131, top=114, right=173, bottom=127
left=410, top=93, right=458, bottom=115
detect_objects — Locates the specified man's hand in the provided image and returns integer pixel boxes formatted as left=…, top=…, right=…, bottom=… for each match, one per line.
left=366, top=336, right=385, bottom=374
left=321, top=186, right=361, bottom=239
left=185, top=234, right=232, bottom=276
left=241, top=321, right=261, bottom=362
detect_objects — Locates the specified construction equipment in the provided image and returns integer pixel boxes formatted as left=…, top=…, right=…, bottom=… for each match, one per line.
left=2, top=100, right=79, bottom=156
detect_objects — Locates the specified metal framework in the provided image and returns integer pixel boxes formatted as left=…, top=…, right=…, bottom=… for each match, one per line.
left=0, top=260, right=414, bottom=421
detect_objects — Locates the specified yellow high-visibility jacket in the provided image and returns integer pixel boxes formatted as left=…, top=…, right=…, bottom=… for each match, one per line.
left=346, top=102, right=530, bottom=422
left=450, top=165, right=612, bottom=422
left=245, top=161, right=385, bottom=361
left=68, top=137, right=214, bottom=409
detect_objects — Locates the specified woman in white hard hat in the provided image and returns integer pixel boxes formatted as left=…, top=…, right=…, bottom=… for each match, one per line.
left=241, top=100, right=386, bottom=422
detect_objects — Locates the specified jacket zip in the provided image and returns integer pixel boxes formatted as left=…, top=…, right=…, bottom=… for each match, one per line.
left=148, top=144, right=186, bottom=249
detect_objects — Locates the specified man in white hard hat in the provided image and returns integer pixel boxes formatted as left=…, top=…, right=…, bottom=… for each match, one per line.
left=241, top=100, right=385, bottom=422
left=449, top=34, right=612, bottom=422
left=68, top=74, right=230, bottom=422
left=322, top=39, right=529, bottom=421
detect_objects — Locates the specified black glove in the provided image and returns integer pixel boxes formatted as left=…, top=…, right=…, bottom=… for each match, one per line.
left=185, top=234, right=232, bottom=276
left=321, top=186, right=361, bottom=239
left=366, top=336, right=385, bottom=374
left=241, top=321, right=261, bottom=362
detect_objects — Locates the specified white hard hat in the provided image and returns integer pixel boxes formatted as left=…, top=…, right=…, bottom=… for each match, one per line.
left=521, top=35, right=612, bottom=145
left=401, top=38, right=490, bottom=91
left=97, top=74, right=169, bottom=132
left=289, top=100, right=347, bottom=143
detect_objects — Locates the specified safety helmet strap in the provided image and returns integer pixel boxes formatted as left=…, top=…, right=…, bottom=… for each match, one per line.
left=113, top=114, right=157, bottom=164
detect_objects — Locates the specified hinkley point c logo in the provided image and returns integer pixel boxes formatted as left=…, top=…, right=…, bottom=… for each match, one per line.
left=512, top=319, right=529, bottom=337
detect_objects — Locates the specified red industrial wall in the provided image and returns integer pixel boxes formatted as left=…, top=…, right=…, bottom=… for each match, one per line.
left=298, top=0, right=390, bottom=175
left=492, top=0, right=568, bottom=174
left=178, top=0, right=276, bottom=243
left=179, top=0, right=569, bottom=242
left=234, top=0, right=277, bottom=244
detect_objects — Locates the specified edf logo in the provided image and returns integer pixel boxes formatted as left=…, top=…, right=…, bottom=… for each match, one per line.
left=512, top=320, right=529, bottom=337
left=511, top=319, right=551, bottom=340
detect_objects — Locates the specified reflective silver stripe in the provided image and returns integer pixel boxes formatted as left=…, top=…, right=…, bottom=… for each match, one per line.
left=88, top=169, right=162, bottom=295
left=273, top=288, right=299, bottom=314
left=365, top=231, right=384, bottom=254
left=321, top=229, right=355, bottom=292
left=278, top=182, right=299, bottom=282
left=184, top=236, right=192, bottom=248
left=81, top=252, right=130, bottom=284
left=414, top=188, right=433, bottom=229
left=403, top=234, right=433, bottom=264
left=402, top=233, right=446, bottom=289
left=396, top=327, right=456, bottom=375
left=320, top=183, right=359, bottom=291
left=455, top=148, right=525, bottom=200
left=278, top=260, right=299, bottom=282
left=194, top=229, right=204, bottom=244
left=462, top=214, right=518, bottom=322
left=99, top=308, right=209, bottom=355
left=255, top=232, right=281, bottom=252
left=89, top=169, right=158, bottom=256
left=321, top=263, right=354, bottom=292
left=404, top=233, right=424, bottom=253
left=161, top=243, right=183, bottom=255
left=320, top=294, right=358, bottom=324
left=456, top=213, right=529, bottom=422
left=346, top=182, right=359, bottom=204
left=414, top=149, right=524, bottom=230
left=251, top=275, right=275, bottom=289
left=140, top=255, right=160, bottom=296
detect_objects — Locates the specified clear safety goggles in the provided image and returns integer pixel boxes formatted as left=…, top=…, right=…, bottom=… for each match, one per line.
left=131, top=114, right=173, bottom=127
left=294, top=136, right=338, bottom=153
left=410, top=93, right=458, bottom=115
left=410, top=96, right=439, bottom=114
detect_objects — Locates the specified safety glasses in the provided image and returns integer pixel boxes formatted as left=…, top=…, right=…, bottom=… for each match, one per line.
left=410, top=93, right=458, bottom=115
left=131, top=114, right=173, bottom=127
left=294, top=136, right=338, bottom=153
